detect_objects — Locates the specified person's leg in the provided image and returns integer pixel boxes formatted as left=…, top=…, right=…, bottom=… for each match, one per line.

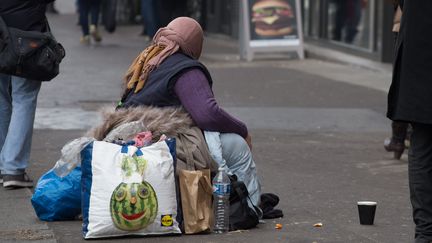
left=140, top=0, right=147, bottom=35
left=345, top=0, right=361, bottom=43
left=89, top=0, right=102, bottom=42
left=79, top=0, right=90, bottom=43
left=0, top=74, right=12, bottom=175
left=333, top=0, right=346, bottom=41
left=384, top=121, right=408, bottom=159
left=141, top=0, right=159, bottom=38
left=409, top=123, right=432, bottom=242
left=90, top=0, right=101, bottom=26
left=1, top=76, right=41, bottom=187
left=220, top=133, right=261, bottom=208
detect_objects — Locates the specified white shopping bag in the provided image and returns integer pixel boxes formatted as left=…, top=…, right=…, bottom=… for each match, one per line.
left=81, top=140, right=181, bottom=239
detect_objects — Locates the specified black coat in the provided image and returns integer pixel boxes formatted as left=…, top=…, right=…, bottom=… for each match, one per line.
left=387, top=0, right=432, bottom=124
left=0, top=0, right=54, bottom=31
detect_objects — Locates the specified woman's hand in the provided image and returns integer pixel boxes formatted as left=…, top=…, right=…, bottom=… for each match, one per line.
left=245, top=133, right=252, bottom=151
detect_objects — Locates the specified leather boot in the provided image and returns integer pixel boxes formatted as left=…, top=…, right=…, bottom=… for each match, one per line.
left=384, top=121, right=408, bottom=159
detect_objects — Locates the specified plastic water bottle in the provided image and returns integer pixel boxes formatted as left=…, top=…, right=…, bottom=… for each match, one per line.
left=213, top=167, right=231, bottom=233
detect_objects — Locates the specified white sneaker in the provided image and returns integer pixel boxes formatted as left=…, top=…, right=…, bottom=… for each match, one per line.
left=80, top=35, right=90, bottom=45
left=90, top=25, right=102, bottom=43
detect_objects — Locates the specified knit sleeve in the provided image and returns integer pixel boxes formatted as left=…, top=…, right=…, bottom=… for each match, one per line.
left=174, top=68, right=248, bottom=138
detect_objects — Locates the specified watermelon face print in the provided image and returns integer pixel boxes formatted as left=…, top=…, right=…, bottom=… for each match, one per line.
left=110, top=182, right=158, bottom=231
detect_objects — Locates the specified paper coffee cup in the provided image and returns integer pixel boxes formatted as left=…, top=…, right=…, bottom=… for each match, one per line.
left=357, top=201, right=377, bottom=225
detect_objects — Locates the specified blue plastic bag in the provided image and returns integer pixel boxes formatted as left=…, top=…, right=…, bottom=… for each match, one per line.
left=31, top=166, right=81, bottom=221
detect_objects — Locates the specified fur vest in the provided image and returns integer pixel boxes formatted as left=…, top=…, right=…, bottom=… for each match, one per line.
left=87, top=106, right=217, bottom=173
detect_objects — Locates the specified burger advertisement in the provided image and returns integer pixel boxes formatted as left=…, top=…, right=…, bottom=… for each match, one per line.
left=250, top=0, right=298, bottom=40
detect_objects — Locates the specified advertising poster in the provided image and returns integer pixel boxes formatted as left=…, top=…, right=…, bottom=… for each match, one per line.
left=240, top=0, right=304, bottom=60
left=249, top=0, right=299, bottom=41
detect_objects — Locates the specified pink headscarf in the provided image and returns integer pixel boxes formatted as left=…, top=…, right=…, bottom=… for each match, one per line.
left=152, top=16, right=204, bottom=62
left=125, top=17, right=204, bottom=93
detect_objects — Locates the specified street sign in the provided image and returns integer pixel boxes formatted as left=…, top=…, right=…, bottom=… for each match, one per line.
left=240, top=0, right=305, bottom=61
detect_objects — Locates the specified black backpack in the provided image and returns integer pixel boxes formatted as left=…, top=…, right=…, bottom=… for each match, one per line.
left=229, top=176, right=260, bottom=231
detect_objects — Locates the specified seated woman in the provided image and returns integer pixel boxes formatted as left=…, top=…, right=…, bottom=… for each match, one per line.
left=97, top=17, right=261, bottom=211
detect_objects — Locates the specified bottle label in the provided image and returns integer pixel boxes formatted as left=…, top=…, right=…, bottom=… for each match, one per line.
left=213, top=183, right=231, bottom=195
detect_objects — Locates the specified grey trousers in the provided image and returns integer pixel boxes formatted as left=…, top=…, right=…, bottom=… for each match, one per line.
left=204, top=132, right=262, bottom=209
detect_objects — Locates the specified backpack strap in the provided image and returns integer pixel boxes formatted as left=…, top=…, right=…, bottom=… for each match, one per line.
left=233, top=181, right=262, bottom=218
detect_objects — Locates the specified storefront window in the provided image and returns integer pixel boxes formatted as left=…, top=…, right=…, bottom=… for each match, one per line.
left=327, top=0, right=372, bottom=49
left=301, top=0, right=375, bottom=51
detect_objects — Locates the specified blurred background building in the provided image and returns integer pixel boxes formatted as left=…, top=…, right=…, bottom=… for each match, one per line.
left=60, top=0, right=395, bottom=63
left=200, top=0, right=395, bottom=63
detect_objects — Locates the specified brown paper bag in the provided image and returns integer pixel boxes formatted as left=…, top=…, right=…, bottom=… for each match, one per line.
left=176, top=131, right=215, bottom=234
left=178, top=169, right=213, bottom=234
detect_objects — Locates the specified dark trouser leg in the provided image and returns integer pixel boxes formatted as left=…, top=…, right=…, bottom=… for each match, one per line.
left=90, top=0, right=101, bottom=26
left=333, top=0, right=346, bottom=41
left=392, top=121, right=408, bottom=143
left=79, top=0, right=90, bottom=35
left=409, top=123, right=432, bottom=242
left=141, top=0, right=160, bottom=38
left=344, top=0, right=361, bottom=43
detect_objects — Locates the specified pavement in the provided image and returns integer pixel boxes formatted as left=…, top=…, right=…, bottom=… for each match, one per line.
left=0, top=9, right=414, bottom=243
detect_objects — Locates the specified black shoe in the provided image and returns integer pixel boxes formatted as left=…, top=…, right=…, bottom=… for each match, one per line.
left=260, top=193, right=280, bottom=209
left=3, top=173, right=33, bottom=189
left=259, top=193, right=283, bottom=219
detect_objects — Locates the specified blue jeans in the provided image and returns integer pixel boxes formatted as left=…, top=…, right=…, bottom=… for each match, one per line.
left=0, top=74, right=41, bottom=175
left=205, top=132, right=262, bottom=209
left=141, top=0, right=159, bottom=38
left=219, top=133, right=262, bottom=208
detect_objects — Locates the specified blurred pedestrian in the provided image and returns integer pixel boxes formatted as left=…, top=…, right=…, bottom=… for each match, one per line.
left=384, top=1, right=409, bottom=160
left=78, top=0, right=102, bottom=44
left=0, top=0, right=55, bottom=188
left=332, top=0, right=366, bottom=44
left=140, top=0, right=160, bottom=38
left=387, top=0, right=432, bottom=242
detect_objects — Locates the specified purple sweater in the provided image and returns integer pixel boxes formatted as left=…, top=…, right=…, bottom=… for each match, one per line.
left=174, top=68, right=248, bottom=138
